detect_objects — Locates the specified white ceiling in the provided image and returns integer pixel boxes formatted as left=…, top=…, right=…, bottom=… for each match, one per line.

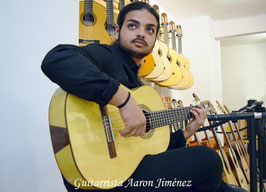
left=150, top=0, right=266, bottom=45
left=151, top=0, right=266, bottom=20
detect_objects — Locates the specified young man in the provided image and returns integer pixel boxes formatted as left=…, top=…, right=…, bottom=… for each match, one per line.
left=42, top=2, right=248, bottom=192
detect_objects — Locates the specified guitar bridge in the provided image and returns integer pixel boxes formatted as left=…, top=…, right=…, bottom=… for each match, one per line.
left=101, top=107, right=117, bottom=159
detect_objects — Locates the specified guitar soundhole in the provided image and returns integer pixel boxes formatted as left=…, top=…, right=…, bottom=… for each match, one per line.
left=167, top=55, right=171, bottom=62
left=158, top=50, right=162, bottom=56
left=83, top=13, right=94, bottom=25
left=106, top=24, right=115, bottom=35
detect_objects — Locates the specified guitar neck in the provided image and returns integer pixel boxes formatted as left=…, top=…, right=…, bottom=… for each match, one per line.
left=119, top=0, right=125, bottom=10
left=171, top=31, right=177, bottom=51
left=177, top=36, right=182, bottom=54
left=84, top=0, right=93, bottom=15
left=106, top=0, right=114, bottom=25
left=147, top=106, right=194, bottom=129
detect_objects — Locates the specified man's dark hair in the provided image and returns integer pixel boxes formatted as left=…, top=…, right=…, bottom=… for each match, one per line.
left=117, top=2, right=160, bottom=34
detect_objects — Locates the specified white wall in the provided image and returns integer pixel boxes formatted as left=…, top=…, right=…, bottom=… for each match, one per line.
left=1, top=0, right=78, bottom=191
left=221, top=42, right=266, bottom=110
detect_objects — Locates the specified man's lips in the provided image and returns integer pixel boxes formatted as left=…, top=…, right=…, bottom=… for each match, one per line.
left=132, top=39, right=147, bottom=47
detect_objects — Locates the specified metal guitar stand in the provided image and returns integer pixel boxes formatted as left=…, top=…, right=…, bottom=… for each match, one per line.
left=208, top=100, right=266, bottom=192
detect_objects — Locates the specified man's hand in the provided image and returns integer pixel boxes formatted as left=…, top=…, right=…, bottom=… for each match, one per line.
left=118, top=97, right=146, bottom=137
left=183, top=106, right=207, bottom=140
left=109, top=86, right=146, bottom=137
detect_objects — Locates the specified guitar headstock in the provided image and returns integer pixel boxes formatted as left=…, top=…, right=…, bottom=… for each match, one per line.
left=161, top=96, right=167, bottom=109
left=200, top=100, right=217, bottom=115
left=176, top=25, right=182, bottom=37
left=161, top=13, right=168, bottom=24
left=169, top=21, right=176, bottom=32
left=192, top=93, right=200, bottom=103
left=216, top=100, right=226, bottom=114
left=177, top=100, right=184, bottom=108
left=152, top=4, right=159, bottom=13
left=165, top=97, right=172, bottom=109
left=223, top=104, right=231, bottom=114
left=171, top=99, right=178, bottom=108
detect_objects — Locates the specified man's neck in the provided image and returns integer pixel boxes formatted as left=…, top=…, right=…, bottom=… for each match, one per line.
left=131, top=57, right=144, bottom=66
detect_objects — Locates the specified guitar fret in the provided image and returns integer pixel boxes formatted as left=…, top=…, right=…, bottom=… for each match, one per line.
left=171, top=31, right=176, bottom=51
left=119, top=0, right=125, bottom=10
left=149, top=106, right=194, bottom=129
left=106, top=0, right=114, bottom=25
left=84, top=0, right=93, bottom=15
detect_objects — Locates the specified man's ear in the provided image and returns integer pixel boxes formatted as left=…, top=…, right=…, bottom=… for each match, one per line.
left=114, top=24, right=120, bottom=41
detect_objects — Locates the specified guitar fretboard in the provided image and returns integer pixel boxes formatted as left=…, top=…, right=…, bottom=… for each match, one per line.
left=84, top=0, right=93, bottom=16
left=146, top=106, right=194, bottom=129
left=106, top=0, right=114, bottom=25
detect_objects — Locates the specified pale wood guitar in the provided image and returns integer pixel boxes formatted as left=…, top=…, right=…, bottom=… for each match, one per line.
left=157, top=13, right=182, bottom=87
left=144, top=5, right=172, bottom=81
left=216, top=101, right=250, bottom=183
left=169, top=24, right=191, bottom=89
left=49, top=86, right=213, bottom=189
left=223, top=104, right=250, bottom=166
left=203, top=99, right=249, bottom=190
left=191, top=96, right=239, bottom=186
left=79, top=0, right=112, bottom=46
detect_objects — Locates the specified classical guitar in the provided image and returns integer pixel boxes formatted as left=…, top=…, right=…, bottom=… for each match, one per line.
left=79, top=0, right=112, bottom=46
left=105, top=0, right=118, bottom=42
left=194, top=97, right=239, bottom=186
left=177, top=25, right=194, bottom=89
left=216, top=101, right=250, bottom=182
left=157, top=13, right=182, bottom=87
left=49, top=86, right=213, bottom=189
left=223, top=104, right=249, bottom=166
left=168, top=23, right=190, bottom=89
left=145, top=5, right=172, bottom=81
left=204, top=99, right=249, bottom=189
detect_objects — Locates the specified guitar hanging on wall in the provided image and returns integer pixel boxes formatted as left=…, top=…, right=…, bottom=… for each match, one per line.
left=79, top=0, right=112, bottom=46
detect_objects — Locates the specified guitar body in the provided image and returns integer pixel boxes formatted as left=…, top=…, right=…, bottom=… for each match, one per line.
left=182, top=58, right=194, bottom=89
left=138, top=53, right=155, bottom=77
left=225, top=148, right=249, bottom=190
left=170, top=54, right=190, bottom=89
left=232, top=142, right=250, bottom=182
left=151, top=41, right=172, bottom=81
left=144, top=40, right=164, bottom=79
left=49, top=86, right=170, bottom=189
left=157, top=48, right=182, bottom=86
left=216, top=150, right=238, bottom=185
left=79, top=1, right=112, bottom=46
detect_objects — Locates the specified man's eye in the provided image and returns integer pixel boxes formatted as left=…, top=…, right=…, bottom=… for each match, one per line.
left=128, top=24, right=136, bottom=29
left=146, top=27, right=155, bottom=33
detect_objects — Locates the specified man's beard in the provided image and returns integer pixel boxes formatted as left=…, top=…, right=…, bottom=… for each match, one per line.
left=117, top=35, right=155, bottom=59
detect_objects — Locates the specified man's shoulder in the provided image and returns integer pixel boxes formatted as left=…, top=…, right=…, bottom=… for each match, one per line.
left=81, top=43, right=114, bottom=54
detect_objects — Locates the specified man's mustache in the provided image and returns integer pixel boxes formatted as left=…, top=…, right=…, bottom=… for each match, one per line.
left=132, top=38, right=147, bottom=46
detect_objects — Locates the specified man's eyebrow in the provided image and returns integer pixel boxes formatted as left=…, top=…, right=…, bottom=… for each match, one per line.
left=126, top=19, right=157, bottom=28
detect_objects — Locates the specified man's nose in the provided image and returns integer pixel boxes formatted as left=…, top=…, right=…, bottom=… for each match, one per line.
left=137, top=27, right=145, bottom=38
